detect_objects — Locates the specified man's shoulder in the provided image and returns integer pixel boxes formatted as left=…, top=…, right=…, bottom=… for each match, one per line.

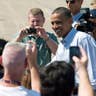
left=0, top=85, right=40, bottom=96
left=29, top=90, right=41, bottom=96
left=75, top=30, right=95, bottom=42
left=14, top=86, right=41, bottom=96
left=76, top=31, right=90, bottom=38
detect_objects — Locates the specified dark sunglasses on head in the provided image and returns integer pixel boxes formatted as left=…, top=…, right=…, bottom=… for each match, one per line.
left=66, top=0, right=75, bottom=4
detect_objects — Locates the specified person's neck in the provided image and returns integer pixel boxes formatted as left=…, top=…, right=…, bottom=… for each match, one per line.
left=72, top=11, right=80, bottom=16
left=0, top=76, right=21, bottom=87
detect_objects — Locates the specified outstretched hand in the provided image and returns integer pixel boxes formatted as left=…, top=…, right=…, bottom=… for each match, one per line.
left=72, top=46, right=88, bottom=72
left=26, top=41, right=37, bottom=69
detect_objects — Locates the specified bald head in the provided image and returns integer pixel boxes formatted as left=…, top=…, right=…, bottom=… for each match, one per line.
left=2, top=42, right=26, bottom=69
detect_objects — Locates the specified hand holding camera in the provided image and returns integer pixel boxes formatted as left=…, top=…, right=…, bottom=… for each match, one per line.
left=70, top=46, right=81, bottom=64
left=72, top=46, right=88, bottom=73
left=70, top=46, right=88, bottom=73
left=25, top=27, right=37, bottom=35
left=76, top=8, right=95, bottom=32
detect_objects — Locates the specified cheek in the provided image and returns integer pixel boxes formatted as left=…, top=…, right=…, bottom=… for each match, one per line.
left=62, top=26, right=69, bottom=35
left=28, top=20, right=33, bottom=25
left=39, top=22, right=44, bottom=26
left=28, top=18, right=34, bottom=25
left=51, top=26, right=55, bottom=30
left=62, top=26, right=67, bottom=31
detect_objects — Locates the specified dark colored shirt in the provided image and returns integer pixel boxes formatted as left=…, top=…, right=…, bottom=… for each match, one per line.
left=22, top=32, right=58, bottom=67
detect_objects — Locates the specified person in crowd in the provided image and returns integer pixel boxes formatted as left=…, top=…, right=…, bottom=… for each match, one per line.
left=90, top=0, right=96, bottom=11
left=90, top=0, right=96, bottom=40
left=15, top=8, right=58, bottom=67
left=40, top=47, right=94, bottom=96
left=0, top=38, right=8, bottom=78
left=66, top=0, right=96, bottom=39
left=0, top=38, right=8, bottom=55
left=66, top=0, right=84, bottom=28
left=0, top=56, right=3, bottom=79
left=50, top=7, right=96, bottom=95
left=0, top=41, right=41, bottom=96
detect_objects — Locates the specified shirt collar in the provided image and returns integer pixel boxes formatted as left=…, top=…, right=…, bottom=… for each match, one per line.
left=72, top=12, right=83, bottom=21
left=62, top=28, right=77, bottom=46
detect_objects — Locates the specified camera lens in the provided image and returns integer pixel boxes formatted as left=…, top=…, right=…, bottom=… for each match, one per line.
left=26, top=28, right=36, bottom=34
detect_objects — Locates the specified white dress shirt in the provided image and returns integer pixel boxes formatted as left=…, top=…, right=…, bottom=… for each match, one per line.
left=52, top=28, right=96, bottom=90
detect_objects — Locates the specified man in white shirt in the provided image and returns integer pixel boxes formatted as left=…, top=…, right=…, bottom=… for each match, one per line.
left=0, top=41, right=41, bottom=96
left=66, top=0, right=83, bottom=28
left=51, top=7, right=96, bottom=95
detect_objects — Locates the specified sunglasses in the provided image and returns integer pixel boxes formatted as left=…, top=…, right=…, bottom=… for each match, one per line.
left=66, top=0, right=75, bottom=4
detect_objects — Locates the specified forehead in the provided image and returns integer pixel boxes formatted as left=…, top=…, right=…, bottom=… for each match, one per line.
left=51, top=13, right=66, bottom=22
left=28, top=13, right=44, bottom=20
left=66, top=0, right=81, bottom=3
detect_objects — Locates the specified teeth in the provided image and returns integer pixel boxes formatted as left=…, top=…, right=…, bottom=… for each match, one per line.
left=55, top=30, right=61, bottom=33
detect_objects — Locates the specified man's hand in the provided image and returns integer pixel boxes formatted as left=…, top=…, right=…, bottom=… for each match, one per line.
left=15, top=28, right=29, bottom=42
left=72, top=47, right=94, bottom=96
left=72, top=46, right=88, bottom=72
left=26, top=41, right=37, bottom=68
left=26, top=41, right=40, bottom=93
left=36, top=26, right=49, bottom=40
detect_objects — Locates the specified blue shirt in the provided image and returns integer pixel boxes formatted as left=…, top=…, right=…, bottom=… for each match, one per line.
left=0, top=85, right=41, bottom=96
left=72, top=12, right=83, bottom=28
left=72, top=12, right=83, bottom=21
left=52, top=28, right=96, bottom=89
left=90, top=9, right=96, bottom=18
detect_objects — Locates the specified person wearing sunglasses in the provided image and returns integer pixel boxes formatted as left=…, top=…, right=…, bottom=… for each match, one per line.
left=66, top=0, right=84, bottom=28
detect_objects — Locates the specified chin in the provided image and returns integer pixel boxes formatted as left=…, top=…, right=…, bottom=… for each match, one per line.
left=57, top=34, right=62, bottom=38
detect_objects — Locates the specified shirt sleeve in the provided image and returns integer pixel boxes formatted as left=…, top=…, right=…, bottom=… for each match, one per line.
left=79, top=35, right=96, bottom=88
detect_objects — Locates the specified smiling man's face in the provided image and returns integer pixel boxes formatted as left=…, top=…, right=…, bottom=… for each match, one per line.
left=51, top=13, right=72, bottom=38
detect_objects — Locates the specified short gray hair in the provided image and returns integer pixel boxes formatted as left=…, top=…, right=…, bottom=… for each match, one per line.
left=2, top=42, right=26, bottom=68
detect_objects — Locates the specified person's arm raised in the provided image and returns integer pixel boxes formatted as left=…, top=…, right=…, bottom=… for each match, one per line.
left=14, top=28, right=28, bottom=42
left=73, top=46, right=94, bottom=96
left=36, top=26, right=58, bottom=55
left=26, top=41, right=40, bottom=93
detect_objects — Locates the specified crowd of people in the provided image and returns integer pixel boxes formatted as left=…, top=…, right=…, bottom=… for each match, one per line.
left=0, top=0, right=96, bottom=96
left=15, top=8, right=58, bottom=67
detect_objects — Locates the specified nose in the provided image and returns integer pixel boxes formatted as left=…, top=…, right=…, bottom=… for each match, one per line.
left=67, top=2, right=71, bottom=6
left=33, top=21, right=39, bottom=26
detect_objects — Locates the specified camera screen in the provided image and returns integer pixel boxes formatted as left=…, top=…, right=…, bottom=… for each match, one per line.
left=70, top=46, right=81, bottom=64
left=26, top=28, right=36, bottom=34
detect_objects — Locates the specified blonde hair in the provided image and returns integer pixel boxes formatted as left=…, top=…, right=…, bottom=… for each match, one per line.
left=28, top=8, right=44, bottom=18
